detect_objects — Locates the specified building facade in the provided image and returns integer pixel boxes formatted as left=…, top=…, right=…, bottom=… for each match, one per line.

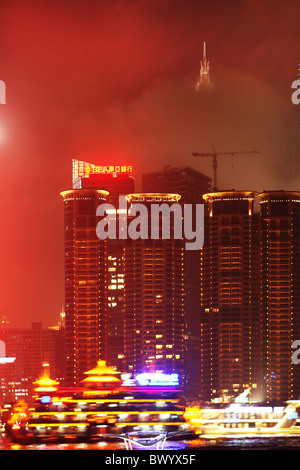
left=61, top=160, right=135, bottom=385
left=201, top=191, right=261, bottom=402
left=258, top=191, right=300, bottom=404
left=61, top=162, right=300, bottom=403
left=142, top=166, right=211, bottom=398
left=60, top=188, right=109, bottom=385
left=123, top=193, right=185, bottom=383
left=0, top=321, right=64, bottom=404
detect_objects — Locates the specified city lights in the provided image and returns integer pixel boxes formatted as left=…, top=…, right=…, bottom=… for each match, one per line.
left=0, top=2, right=299, bottom=453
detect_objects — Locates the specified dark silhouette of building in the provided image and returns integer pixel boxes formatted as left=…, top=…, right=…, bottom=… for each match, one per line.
left=142, top=165, right=211, bottom=204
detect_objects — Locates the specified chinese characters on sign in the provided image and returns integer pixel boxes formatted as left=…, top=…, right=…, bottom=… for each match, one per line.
left=72, top=159, right=133, bottom=184
left=85, top=164, right=133, bottom=174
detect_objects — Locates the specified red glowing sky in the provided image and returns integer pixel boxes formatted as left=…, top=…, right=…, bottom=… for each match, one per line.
left=0, top=0, right=299, bottom=328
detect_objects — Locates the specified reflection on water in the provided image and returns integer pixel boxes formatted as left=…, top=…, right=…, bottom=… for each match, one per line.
left=1, top=435, right=300, bottom=450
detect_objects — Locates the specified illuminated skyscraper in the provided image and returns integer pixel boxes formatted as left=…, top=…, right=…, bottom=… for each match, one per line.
left=123, top=193, right=185, bottom=382
left=201, top=191, right=261, bottom=401
left=258, top=191, right=300, bottom=404
left=73, top=160, right=134, bottom=373
left=61, top=160, right=134, bottom=385
left=72, top=159, right=134, bottom=199
left=61, top=188, right=108, bottom=385
left=142, top=166, right=211, bottom=398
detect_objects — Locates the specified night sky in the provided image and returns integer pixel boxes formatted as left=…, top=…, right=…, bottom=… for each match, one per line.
left=0, top=0, right=299, bottom=328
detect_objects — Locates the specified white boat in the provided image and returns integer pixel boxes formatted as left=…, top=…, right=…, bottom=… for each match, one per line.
left=199, top=400, right=300, bottom=437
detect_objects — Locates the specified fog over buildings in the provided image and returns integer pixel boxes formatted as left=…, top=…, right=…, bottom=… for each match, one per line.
left=0, top=0, right=298, bottom=329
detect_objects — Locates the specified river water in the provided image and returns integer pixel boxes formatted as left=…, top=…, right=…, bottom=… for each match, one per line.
left=1, top=435, right=300, bottom=450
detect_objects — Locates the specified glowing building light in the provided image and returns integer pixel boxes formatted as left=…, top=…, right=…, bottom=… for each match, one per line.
left=135, top=372, right=179, bottom=387
left=33, top=362, right=59, bottom=393
left=72, top=159, right=133, bottom=185
left=40, top=395, right=52, bottom=404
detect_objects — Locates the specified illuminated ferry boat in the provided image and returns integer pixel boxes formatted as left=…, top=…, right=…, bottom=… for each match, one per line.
left=5, top=362, right=198, bottom=444
left=196, top=390, right=300, bottom=437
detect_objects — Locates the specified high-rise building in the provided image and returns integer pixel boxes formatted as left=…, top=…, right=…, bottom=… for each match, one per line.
left=142, top=165, right=211, bottom=203
left=142, top=166, right=211, bottom=398
left=258, top=191, right=300, bottom=404
left=61, top=160, right=135, bottom=385
left=72, top=159, right=134, bottom=202
left=0, top=322, right=64, bottom=404
left=73, top=161, right=134, bottom=373
left=60, top=188, right=108, bottom=385
left=201, top=191, right=261, bottom=402
left=123, top=193, right=185, bottom=383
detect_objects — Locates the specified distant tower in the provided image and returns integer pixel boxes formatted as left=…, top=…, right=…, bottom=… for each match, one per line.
left=196, top=41, right=211, bottom=90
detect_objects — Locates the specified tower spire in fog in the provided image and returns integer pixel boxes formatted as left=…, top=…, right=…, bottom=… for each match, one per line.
left=196, top=41, right=211, bottom=90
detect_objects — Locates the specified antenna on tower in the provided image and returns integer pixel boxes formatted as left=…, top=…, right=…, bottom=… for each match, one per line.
left=196, top=41, right=211, bottom=90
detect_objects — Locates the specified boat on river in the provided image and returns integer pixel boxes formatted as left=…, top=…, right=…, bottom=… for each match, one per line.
left=198, top=390, right=300, bottom=437
left=4, top=362, right=199, bottom=445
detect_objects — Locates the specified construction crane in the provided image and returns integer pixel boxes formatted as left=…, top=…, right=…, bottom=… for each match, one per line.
left=192, top=145, right=259, bottom=191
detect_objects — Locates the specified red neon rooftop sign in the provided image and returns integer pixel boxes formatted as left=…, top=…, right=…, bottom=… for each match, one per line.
left=72, top=159, right=133, bottom=184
